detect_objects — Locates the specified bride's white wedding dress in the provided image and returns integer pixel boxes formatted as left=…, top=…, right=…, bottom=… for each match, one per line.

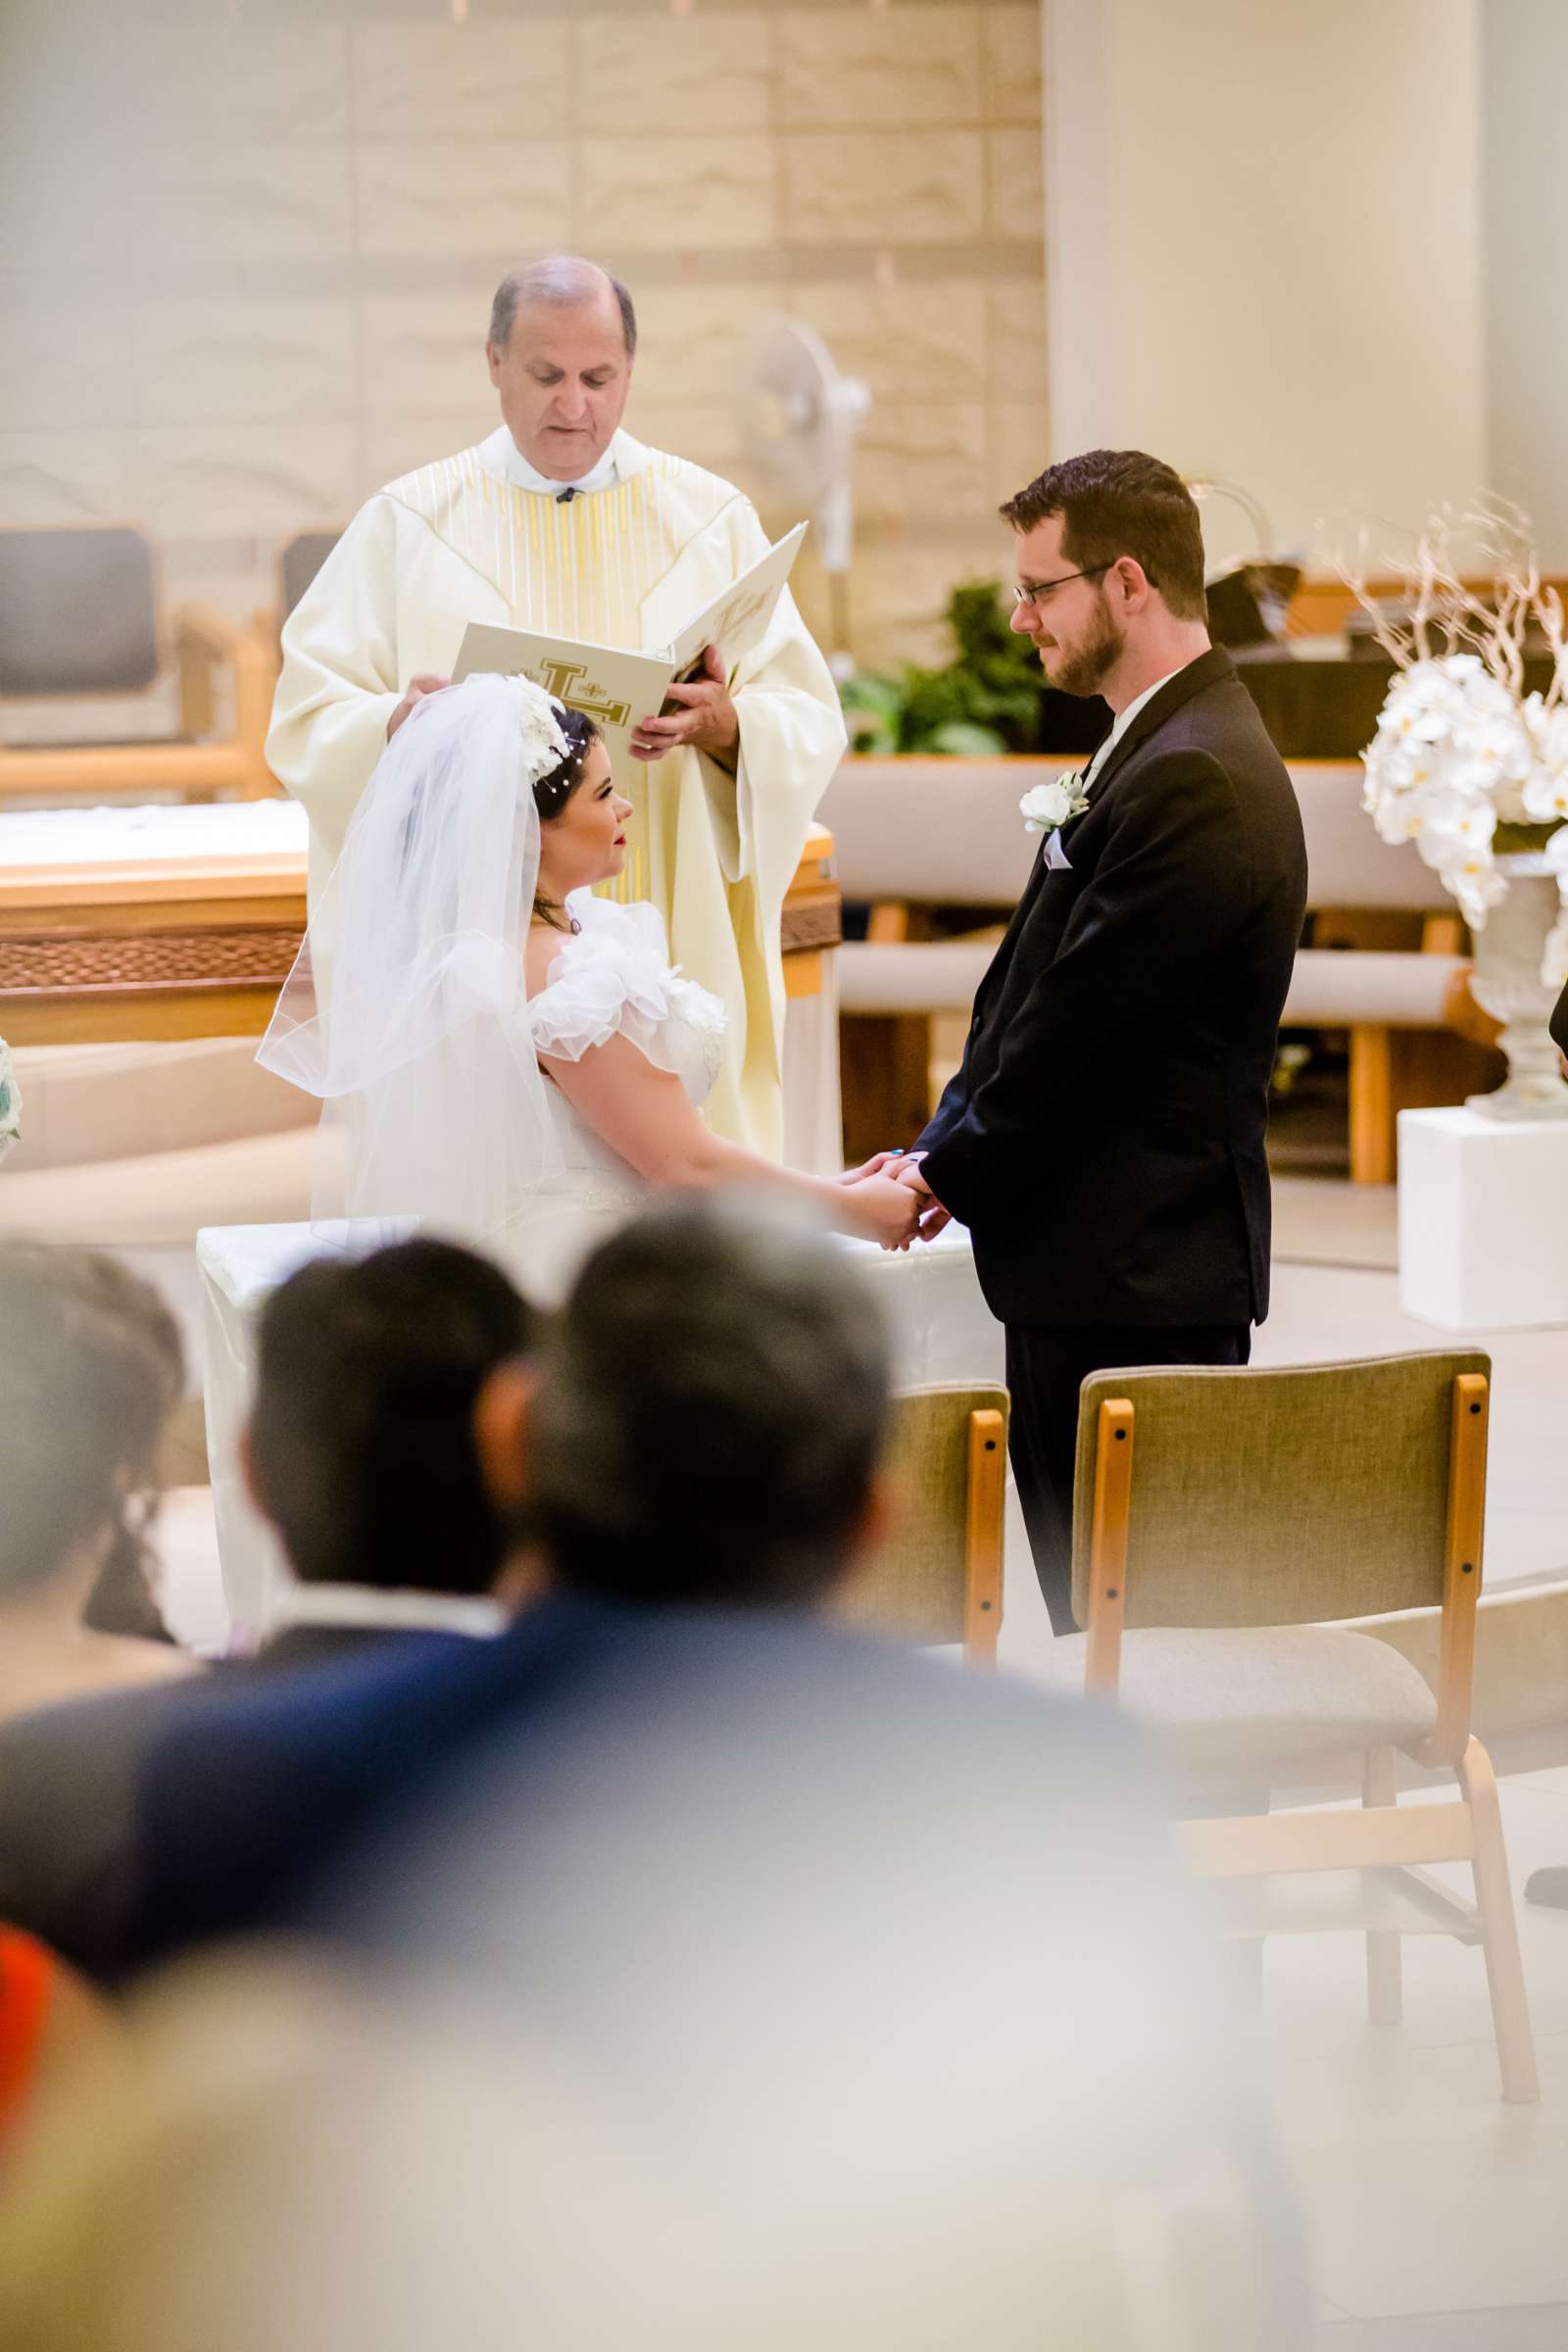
left=500, top=890, right=727, bottom=1301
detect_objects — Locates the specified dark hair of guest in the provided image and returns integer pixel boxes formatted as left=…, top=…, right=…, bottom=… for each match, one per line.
left=247, top=1239, right=537, bottom=1597
left=530, top=1197, right=893, bottom=1608
left=1000, top=448, right=1207, bottom=622
left=0, top=1245, right=183, bottom=1606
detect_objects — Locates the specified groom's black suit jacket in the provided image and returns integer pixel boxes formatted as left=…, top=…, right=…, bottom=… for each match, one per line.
left=917, top=648, right=1307, bottom=1331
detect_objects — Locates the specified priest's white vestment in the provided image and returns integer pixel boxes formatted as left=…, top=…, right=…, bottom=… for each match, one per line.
left=267, top=426, right=845, bottom=1153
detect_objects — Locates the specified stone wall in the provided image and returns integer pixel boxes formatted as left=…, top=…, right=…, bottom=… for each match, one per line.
left=1, top=0, right=1046, bottom=676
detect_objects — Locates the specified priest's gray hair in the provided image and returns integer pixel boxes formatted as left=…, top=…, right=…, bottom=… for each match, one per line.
left=489, top=256, right=637, bottom=358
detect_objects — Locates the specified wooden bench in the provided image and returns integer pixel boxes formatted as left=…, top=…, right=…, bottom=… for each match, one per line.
left=821, top=755, right=1490, bottom=1182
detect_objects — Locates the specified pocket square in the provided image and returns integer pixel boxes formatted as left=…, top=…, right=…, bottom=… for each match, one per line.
left=1044, top=830, right=1073, bottom=872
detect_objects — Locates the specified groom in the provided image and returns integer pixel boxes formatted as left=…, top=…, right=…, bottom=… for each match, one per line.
left=890, top=450, right=1307, bottom=1632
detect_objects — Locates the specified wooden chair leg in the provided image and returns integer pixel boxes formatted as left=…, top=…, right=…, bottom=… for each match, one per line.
left=1363, top=1746, right=1403, bottom=2027
left=1456, top=1736, right=1539, bottom=2103
left=1349, top=1024, right=1395, bottom=1185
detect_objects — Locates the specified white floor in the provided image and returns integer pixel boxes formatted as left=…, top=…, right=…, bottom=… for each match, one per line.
left=148, top=1176, right=1568, bottom=2345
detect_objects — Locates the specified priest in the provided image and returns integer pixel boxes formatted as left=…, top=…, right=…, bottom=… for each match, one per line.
left=267, top=256, right=845, bottom=1153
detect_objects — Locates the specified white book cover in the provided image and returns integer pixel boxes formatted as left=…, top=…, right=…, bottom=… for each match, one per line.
left=452, top=522, right=807, bottom=760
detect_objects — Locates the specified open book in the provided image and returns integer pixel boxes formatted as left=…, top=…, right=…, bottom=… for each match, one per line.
left=453, top=521, right=808, bottom=760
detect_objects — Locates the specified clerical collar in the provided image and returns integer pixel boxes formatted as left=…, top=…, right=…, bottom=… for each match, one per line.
left=480, top=425, right=622, bottom=497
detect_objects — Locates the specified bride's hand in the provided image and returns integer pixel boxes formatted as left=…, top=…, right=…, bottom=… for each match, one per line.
left=843, top=1173, right=922, bottom=1250
left=837, top=1150, right=909, bottom=1186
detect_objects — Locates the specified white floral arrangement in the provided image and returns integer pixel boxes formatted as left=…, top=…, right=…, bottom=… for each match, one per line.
left=1020, top=774, right=1091, bottom=836
left=1348, top=500, right=1568, bottom=981
left=0, top=1037, right=21, bottom=1165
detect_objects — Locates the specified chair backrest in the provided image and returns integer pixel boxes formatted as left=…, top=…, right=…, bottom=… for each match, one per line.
left=280, top=532, right=341, bottom=622
left=818, top=757, right=1071, bottom=905
left=0, top=528, right=159, bottom=695
left=1288, top=760, right=1449, bottom=910
left=838, top=1384, right=1007, bottom=1650
left=1070, top=1350, right=1490, bottom=1631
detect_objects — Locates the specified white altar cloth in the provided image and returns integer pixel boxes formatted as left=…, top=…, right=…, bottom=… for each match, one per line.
left=0, top=797, right=309, bottom=864
left=196, top=1218, right=1011, bottom=1645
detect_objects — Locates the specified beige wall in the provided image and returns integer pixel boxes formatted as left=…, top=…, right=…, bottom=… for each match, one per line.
left=0, top=0, right=1047, bottom=674
left=1044, top=0, right=1486, bottom=570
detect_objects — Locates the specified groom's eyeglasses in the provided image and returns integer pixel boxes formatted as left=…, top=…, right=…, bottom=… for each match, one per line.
left=1011, top=563, right=1116, bottom=610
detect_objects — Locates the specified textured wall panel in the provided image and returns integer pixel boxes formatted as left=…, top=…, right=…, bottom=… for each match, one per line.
left=128, top=25, right=351, bottom=145
left=856, top=401, right=990, bottom=521
left=579, top=137, right=776, bottom=251
left=986, top=280, right=1049, bottom=400
left=132, top=425, right=360, bottom=537
left=0, top=306, right=132, bottom=433
left=782, top=282, right=987, bottom=406
left=578, top=15, right=771, bottom=127
left=137, top=146, right=355, bottom=268
left=776, top=5, right=982, bottom=128
left=133, top=301, right=358, bottom=426
left=349, top=22, right=571, bottom=142
left=986, top=126, right=1045, bottom=240
left=780, top=131, right=986, bottom=244
left=983, top=4, right=1044, bottom=123
left=360, top=295, right=490, bottom=417
left=0, top=434, right=131, bottom=528
left=355, top=142, right=571, bottom=260
left=627, top=286, right=777, bottom=409
left=988, top=400, right=1052, bottom=508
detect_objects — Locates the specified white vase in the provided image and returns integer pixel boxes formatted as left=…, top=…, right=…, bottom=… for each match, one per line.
left=1465, top=852, right=1568, bottom=1119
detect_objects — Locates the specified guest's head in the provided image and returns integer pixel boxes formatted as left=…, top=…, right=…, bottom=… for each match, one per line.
left=477, top=1196, right=892, bottom=1609
left=1002, top=448, right=1209, bottom=701
left=244, top=1240, right=536, bottom=1599
left=486, top=253, right=636, bottom=482
left=0, top=1244, right=183, bottom=1618
left=532, top=712, right=633, bottom=926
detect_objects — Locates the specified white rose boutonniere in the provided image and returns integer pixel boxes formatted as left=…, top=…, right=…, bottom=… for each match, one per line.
left=0, top=1037, right=21, bottom=1164
left=1020, top=775, right=1091, bottom=835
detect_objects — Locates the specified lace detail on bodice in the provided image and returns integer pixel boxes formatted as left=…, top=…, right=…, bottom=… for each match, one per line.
left=526, top=892, right=726, bottom=1105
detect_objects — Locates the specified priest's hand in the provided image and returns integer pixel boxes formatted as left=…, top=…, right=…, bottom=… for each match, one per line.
left=629, top=644, right=739, bottom=765
left=387, top=673, right=451, bottom=741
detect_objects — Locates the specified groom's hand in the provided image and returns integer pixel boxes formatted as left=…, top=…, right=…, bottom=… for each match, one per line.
left=630, top=644, right=739, bottom=764
left=896, top=1157, right=953, bottom=1242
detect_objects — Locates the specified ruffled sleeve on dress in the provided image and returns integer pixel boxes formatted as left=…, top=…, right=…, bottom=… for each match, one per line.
left=525, top=893, right=726, bottom=1093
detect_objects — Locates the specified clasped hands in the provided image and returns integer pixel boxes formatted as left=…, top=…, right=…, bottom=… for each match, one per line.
left=837, top=1151, right=952, bottom=1252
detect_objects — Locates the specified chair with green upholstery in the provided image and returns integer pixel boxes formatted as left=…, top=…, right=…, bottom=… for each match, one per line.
left=1058, top=1350, right=1536, bottom=2102
left=838, top=1384, right=1007, bottom=1666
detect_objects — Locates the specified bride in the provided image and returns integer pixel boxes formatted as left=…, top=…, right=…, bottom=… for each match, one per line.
left=261, top=673, right=919, bottom=1298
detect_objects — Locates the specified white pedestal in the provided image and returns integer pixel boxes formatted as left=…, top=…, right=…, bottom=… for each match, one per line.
left=1397, top=1107, right=1568, bottom=1331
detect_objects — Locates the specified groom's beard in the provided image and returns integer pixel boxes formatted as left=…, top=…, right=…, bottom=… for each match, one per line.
left=1042, top=594, right=1123, bottom=699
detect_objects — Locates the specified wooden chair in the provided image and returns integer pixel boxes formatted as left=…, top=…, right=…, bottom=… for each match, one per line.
left=1059, top=1350, right=1536, bottom=2100
left=0, top=525, right=276, bottom=805
left=837, top=1384, right=1007, bottom=1664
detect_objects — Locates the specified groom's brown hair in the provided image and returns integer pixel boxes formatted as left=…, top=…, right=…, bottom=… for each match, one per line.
left=1002, top=449, right=1207, bottom=622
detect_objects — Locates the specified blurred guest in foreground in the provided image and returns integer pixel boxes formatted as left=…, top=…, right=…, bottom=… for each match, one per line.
left=0, top=1944, right=1306, bottom=2350
left=0, top=1926, right=114, bottom=2145
left=126, top=1197, right=1293, bottom=2333
left=0, top=1246, right=197, bottom=1728
left=0, top=1239, right=533, bottom=1980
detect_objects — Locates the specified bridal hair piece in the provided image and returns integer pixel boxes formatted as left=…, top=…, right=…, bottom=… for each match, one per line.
left=260, top=673, right=573, bottom=1250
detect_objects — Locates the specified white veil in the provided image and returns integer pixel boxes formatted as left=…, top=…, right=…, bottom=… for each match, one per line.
left=260, top=673, right=570, bottom=1250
